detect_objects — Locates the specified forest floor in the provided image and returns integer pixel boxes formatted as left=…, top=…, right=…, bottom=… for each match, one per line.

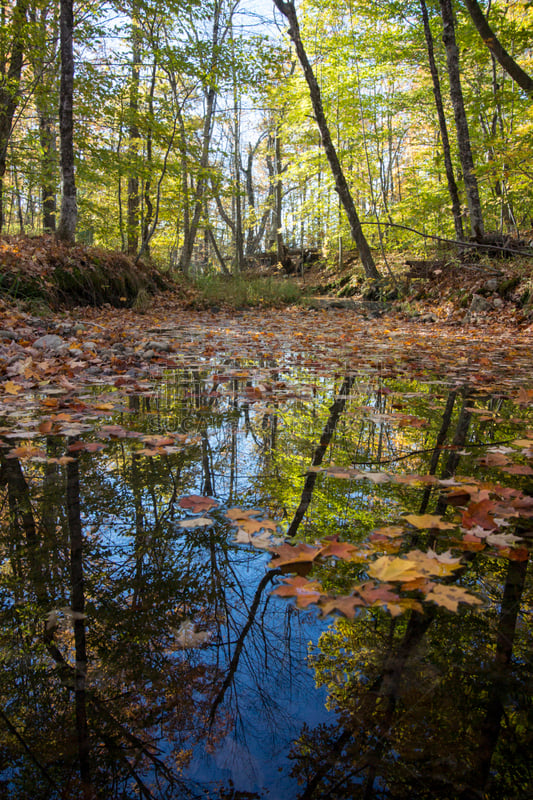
left=0, top=234, right=531, bottom=408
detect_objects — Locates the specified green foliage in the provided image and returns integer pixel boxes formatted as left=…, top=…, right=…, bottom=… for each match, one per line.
left=194, top=272, right=303, bottom=307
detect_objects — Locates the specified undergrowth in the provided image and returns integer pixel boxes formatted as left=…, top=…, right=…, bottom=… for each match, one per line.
left=194, top=273, right=303, bottom=308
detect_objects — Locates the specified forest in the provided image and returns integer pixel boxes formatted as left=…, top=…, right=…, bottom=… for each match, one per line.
left=0, top=0, right=531, bottom=279
left=0, top=2, right=532, bottom=800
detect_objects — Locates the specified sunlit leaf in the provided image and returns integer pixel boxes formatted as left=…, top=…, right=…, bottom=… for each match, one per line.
left=425, top=584, right=482, bottom=612
left=404, top=513, right=456, bottom=530
left=368, top=556, right=420, bottom=583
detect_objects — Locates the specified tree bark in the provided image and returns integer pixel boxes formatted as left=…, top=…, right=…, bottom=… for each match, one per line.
left=439, top=0, right=484, bottom=241
left=420, top=0, right=464, bottom=242
left=57, top=0, right=77, bottom=243
left=272, top=0, right=380, bottom=280
left=464, top=0, right=533, bottom=97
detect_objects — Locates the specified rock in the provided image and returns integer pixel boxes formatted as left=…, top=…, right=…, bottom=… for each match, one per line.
left=33, top=334, right=66, bottom=352
left=483, top=278, right=499, bottom=293
left=143, top=349, right=155, bottom=359
left=147, top=340, right=172, bottom=352
left=469, top=294, right=492, bottom=313
left=0, top=330, right=20, bottom=341
left=493, top=297, right=504, bottom=308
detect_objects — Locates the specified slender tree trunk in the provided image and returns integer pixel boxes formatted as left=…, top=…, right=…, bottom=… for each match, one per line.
left=439, top=0, right=484, bottom=241
left=28, top=5, right=59, bottom=233
left=464, top=0, right=533, bottom=97
left=274, top=129, right=285, bottom=264
left=141, top=59, right=157, bottom=257
left=127, top=2, right=141, bottom=255
left=273, top=0, right=380, bottom=280
left=179, top=0, right=223, bottom=275
left=0, top=0, right=28, bottom=232
left=420, top=0, right=464, bottom=242
left=39, top=115, right=58, bottom=232
left=57, top=0, right=77, bottom=243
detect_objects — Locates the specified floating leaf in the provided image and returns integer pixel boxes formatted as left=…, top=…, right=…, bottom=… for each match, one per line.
left=461, top=499, right=498, bottom=531
left=404, top=513, right=455, bottom=530
left=368, top=556, right=420, bottom=583
left=425, top=584, right=482, bottom=612
left=272, top=576, right=322, bottom=608
left=269, top=542, right=323, bottom=569
left=177, top=517, right=214, bottom=529
left=179, top=495, right=219, bottom=513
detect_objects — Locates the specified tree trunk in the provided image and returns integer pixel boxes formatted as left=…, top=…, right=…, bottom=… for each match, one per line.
left=57, top=0, right=77, bottom=243
left=464, top=0, right=533, bottom=97
left=272, top=0, right=380, bottom=281
left=420, top=0, right=464, bottom=242
left=126, top=2, right=141, bottom=255
left=439, top=0, right=484, bottom=241
left=0, top=0, right=28, bottom=232
left=179, top=0, right=223, bottom=275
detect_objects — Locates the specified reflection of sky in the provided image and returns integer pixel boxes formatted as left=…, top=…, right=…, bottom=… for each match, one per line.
left=184, top=553, right=336, bottom=796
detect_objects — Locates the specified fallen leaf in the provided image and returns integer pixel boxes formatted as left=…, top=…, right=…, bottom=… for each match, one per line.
left=368, top=556, right=420, bottom=583
left=425, top=584, right=482, bottom=612
left=179, top=495, right=219, bottom=513
left=177, top=517, right=214, bottom=529
left=404, top=513, right=455, bottom=530
left=272, top=576, right=322, bottom=608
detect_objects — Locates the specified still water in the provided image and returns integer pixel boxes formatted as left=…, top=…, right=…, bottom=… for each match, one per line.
left=0, top=340, right=532, bottom=799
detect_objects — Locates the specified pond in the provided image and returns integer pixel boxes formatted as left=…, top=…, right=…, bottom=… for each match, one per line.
left=0, top=316, right=532, bottom=799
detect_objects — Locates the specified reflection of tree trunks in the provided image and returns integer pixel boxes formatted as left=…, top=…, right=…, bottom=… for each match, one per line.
left=201, top=430, right=214, bottom=496
left=460, top=555, right=529, bottom=799
left=209, top=568, right=280, bottom=727
left=66, top=455, right=93, bottom=797
left=287, top=376, right=355, bottom=537
left=419, top=390, right=457, bottom=514
left=131, top=453, right=145, bottom=612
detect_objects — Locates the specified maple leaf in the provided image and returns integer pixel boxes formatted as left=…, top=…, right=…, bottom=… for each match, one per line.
left=237, top=517, right=278, bottom=535
left=368, top=556, right=420, bottom=583
left=177, top=517, right=214, bottom=529
left=318, top=594, right=365, bottom=618
left=370, top=525, right=404, bottom=539
left=404, top=513, right=456, bottom=530
left=425, top=584, right=482, bottom=612
left=461, top=499, right=498, bottom=531
left=269, top=542, right=323, bottom=569
left=404, top=549, right=462, bottom=577
left=4, top=380, right=23, bottom=395
left=225, top=507, right=263, bottom=521
left=272, top=576, right=322, bottom=608
left=179, top=495, right=218, bottom=513
left=319, top=540, right=368, bottom=561
left=355, top=581, right=401, bottom=605
left=502, top=464, right=533, bottom=476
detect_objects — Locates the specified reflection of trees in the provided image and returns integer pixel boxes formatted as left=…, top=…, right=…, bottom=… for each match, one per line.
left=0, top=434, right=320, bottom=798
left=288, top=395, right=533, bottom=799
